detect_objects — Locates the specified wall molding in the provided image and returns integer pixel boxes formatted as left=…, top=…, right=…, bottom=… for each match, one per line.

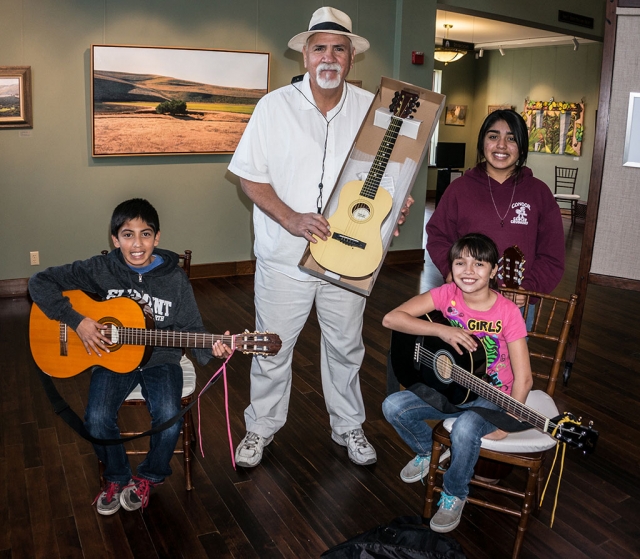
left=1, top=249, right=426, bottom=298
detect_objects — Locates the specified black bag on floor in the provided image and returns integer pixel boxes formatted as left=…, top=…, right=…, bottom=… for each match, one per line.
left=320, top=516, right=466, bottom=559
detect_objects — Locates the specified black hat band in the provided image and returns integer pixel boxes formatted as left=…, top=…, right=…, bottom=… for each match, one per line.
left=309, top=22, right=351, bottom=33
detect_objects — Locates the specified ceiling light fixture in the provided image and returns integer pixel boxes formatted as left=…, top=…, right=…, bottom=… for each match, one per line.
left=479, top=48, right=484, bottom=58
left=572, top=37, right=579, bottom=51
left=434, top=24, right=468, bottom=65
left=499, top=48, right=505, bottom=56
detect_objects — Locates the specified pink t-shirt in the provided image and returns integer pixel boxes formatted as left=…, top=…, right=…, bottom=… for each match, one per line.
left=430, top=282, right=527, bottom=394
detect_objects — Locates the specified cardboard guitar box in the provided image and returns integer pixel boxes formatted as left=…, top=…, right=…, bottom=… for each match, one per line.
left=298, top=76, right=445, bottom=296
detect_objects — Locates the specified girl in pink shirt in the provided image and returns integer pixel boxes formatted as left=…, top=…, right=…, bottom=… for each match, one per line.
left=382, top=233, right=532, bottom=533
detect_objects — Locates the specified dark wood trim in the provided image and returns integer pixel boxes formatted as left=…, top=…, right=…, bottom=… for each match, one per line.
left=566, top=0, right=619, bottom=362
left=1, top=250, right=425, bottom=296
left=0, top=278, right=29, bottom=298
left=588, top=272, right=640, bottom=291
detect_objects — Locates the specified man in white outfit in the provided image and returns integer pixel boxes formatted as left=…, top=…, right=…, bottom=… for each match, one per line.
left=228, top=6, right=410, bottom=467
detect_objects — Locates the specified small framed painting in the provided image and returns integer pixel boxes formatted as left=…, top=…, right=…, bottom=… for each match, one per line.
left=0, top=66, right=33, bottom=128
left=488, top=104, right=515, bottom=114
left=445, top=104, right=466, bottom=126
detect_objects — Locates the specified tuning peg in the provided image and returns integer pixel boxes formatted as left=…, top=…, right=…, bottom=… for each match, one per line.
left=415, top=101, right=420, bottom=108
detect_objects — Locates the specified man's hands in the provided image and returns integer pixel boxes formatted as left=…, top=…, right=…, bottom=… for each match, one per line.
left=393, top=194, right=414, bottom=237
left=76, top=317, right=111, bottom=357
left=285, top=211, right=330, bottom=243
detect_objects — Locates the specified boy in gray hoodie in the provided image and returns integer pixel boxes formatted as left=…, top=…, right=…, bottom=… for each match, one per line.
left=29, top=198, right=231, bottom=515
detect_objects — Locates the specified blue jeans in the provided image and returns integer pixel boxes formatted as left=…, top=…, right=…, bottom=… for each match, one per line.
left=84, top=363, right=183, bottom=485
left=382, top=390, right=500, bottom=499
left=522, top=303, right=535, bottom=332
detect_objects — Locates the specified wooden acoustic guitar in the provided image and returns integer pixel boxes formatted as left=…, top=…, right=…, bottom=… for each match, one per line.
left=389, top=312, right=598, bottom=454
left=29, top=290, right=282, bottom=378
left=309, top=89, right=420, bottom=278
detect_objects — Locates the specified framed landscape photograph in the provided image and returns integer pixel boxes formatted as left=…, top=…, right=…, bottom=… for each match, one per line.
left=0, top=66, right=33, bottom=128
left=445, top=104, right=467, bottom=126
left=91, top=45, right=270, bottom=157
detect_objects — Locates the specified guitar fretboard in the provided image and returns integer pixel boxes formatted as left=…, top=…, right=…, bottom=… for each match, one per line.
left=106, top=327, right=264, bottom=351
left=360, top=116, right=403, bottom=199
left=416, top=345, right=553, bottom=434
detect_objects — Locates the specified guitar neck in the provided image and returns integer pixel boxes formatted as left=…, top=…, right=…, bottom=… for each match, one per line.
left=360, top=116, right=403, bottom=199
left=115, top=327, right=231, bottom=349
left=416, top=346, right=554, bottom=434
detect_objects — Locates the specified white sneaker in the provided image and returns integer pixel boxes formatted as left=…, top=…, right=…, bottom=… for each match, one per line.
left=235, top=432, right=274, bottom=468
left=331, top=428, right=377, bottom=466
left=400, top=448, right=451, bottom=483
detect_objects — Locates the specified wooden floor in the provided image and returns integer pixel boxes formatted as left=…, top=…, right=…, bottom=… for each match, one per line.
left=1, top=211, right=639, bottom=559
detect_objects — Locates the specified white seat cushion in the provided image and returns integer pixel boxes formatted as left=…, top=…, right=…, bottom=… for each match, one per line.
left=554, top=194, right=580, bottom=200
left=442, top=390, right=558, bottom=453
left=125, top=355, right=197, bottom=401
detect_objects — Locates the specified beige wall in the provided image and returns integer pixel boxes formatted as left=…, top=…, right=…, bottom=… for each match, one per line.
left=0, top=0, right=605, bottom=281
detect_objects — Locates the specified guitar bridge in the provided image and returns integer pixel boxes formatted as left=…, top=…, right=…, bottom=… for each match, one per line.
left=331, top=232, right=366, bottom=249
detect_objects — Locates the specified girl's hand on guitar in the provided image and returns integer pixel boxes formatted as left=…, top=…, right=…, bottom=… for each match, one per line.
left=76, top=317, right=111, bottom=357
left=286, top=211, right=330, bottom=243
left=213, top=331, right=233, bottom=359
left=436, top=324, right=478, bottom=355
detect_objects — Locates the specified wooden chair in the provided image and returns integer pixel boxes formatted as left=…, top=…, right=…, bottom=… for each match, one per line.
left=99, top=249, right=197, bottom=490
left=553, top=167, right=580, bottom=223
left=423, top=289, right=578, bottom=559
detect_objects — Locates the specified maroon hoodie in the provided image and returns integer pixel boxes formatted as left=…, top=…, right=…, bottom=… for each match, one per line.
left=426, top=164, right=565, bottom=295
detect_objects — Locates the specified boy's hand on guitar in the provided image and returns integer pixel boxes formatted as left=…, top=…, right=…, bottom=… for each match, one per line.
left=287, top=211, right=330, bottom=243
left=436, top=324, right=478, bottom=354
left=76, top=317, right=111, bottom=357
left=393, top=195, right=415, bottom=237
left=213, top=331, right=233, bottom=359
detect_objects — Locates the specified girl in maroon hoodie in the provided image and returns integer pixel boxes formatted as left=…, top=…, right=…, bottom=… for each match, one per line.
left=426, top=109, right=564, bottom=301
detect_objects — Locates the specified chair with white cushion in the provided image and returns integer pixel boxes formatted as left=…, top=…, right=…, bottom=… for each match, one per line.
left=423, top=289, right=578, bottom=559
left=554, top=167, right=579, bottom=223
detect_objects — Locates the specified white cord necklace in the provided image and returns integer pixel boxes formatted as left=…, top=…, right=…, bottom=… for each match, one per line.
left=487, top=171, right=517, bottom=227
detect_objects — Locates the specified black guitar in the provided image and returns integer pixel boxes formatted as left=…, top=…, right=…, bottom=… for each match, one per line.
left=389, top=312, right=598, bottom=454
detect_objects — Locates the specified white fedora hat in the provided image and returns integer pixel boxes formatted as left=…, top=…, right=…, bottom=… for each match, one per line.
left=288, top=7, right=370, bottom=53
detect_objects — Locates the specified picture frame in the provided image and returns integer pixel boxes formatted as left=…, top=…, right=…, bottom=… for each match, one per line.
left=0, top=66, right=33, bottom=129
left=523, top=99, right=584, bottom=156
left=91, top=45, right=270, bottom=157
left=488, top=104, right=515, bottom=114
left=623, top=92, right=640, bottom=168
left=445, top=104, right=467, bottom=126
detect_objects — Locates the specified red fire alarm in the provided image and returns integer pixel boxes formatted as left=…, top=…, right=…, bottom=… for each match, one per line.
left=412, top=51, right=424, bottom=65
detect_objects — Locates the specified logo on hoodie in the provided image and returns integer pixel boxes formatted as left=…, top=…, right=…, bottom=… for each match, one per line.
left=510, top=202, right=530, bottom=225
left=106, top=289, right=172, bottom=322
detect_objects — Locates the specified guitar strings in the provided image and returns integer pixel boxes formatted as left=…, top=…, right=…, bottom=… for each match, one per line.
left=415, top=345, right=552, bottom=431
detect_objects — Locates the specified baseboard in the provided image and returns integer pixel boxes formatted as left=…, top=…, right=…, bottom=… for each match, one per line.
left=0, top=278, right=29, bottom=298
left=1, top=250, right=425, bottom=298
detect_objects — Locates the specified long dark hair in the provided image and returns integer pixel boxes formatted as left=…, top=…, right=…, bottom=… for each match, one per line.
left=476, top=109, right=529, bottom=178
left=448, top=233, right=500, bottom=289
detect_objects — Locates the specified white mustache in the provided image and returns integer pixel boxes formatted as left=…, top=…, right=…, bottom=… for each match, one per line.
left=317, top=63, right=342, bottom=73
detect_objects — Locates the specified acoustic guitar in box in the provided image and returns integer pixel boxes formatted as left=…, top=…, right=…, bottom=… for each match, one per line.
left=309, top=90, right=420, bottom=278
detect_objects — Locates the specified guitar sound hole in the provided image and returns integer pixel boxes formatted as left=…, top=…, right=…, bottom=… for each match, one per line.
left=350, top=202, right=371, bottom=223
left=434, top=352, right=454, bottom=383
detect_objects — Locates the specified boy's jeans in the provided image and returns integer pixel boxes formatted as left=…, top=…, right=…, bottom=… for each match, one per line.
left=85, top=362, right=183, bottom=485
left=383, top=389, right=501, bottom=499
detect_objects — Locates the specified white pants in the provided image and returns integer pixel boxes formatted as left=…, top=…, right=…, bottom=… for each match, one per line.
left=245, top=261, right=367, bottom=437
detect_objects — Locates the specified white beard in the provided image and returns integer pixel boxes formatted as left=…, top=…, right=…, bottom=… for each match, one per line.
left=316, top=63, right=343, bottom=89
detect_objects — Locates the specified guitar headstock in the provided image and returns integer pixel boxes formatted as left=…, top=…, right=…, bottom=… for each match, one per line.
left=233, top=331, right=282, bottom=356
left=552, top=413, right=598, bottom=455
left=389, top=89, right=420, bottom=120
left=498, top=245, right=525, bottom=288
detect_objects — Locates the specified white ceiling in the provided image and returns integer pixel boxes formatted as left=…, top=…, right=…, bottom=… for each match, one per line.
left=435, top=10, right=595, bottom=51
